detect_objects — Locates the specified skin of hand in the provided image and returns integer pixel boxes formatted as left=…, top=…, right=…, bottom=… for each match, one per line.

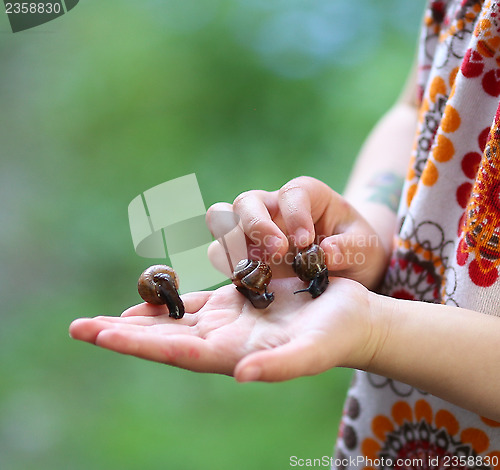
left=69, top=274, right=500, bottom=420
left=69, top=276, right=375, bottom=383
left=206, top=176, right=389, bottom=290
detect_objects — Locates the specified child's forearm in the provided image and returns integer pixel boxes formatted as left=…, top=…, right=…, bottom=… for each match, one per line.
left=364, top=292, right=500, bottom=420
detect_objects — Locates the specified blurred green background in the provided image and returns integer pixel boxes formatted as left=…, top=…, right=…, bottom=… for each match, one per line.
left=0, top=1, right=423, bottom=469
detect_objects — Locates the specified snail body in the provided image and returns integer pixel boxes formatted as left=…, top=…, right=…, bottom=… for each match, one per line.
left=137, top=265, right=185, bottom=319
left=293, top=244, right=329, bottom=298
left=232, top=259, right=274, bottom=309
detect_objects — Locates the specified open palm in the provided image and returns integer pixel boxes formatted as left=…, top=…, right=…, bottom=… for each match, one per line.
left=69, top=277, right=371, bottom=382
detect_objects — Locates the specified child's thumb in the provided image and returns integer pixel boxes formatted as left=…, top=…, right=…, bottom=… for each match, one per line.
left=321, top=231, right=375, bottom=273
left=234, top=337, right=327, bottom=383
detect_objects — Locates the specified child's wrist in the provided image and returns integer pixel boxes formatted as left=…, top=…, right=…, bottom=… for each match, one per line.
left=334, top=283, right=388, bottom=372
left=354, top=290, right=397, bottom=373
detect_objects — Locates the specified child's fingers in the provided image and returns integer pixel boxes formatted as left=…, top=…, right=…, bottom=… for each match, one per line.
left=322, top=219, right=384, bottom=261
left=277, top=178, right=316, bottom=248
left=68, top=316, right=196, bottom=344
left=319, top=225, right=387, bottom=288
left=69, top=317, right=141, bottom=343
left=276, top=176, right=351, bottom=249
left=231, top=190, right=289, bottom=256
left=120, top=303, right=170, bottom=317
left=320, top=231, right=375, bottom=273
left=206, top=204, right=248, bottom=277
left=94, top=329, right=233, bottom=374
left=120, top=291, right=212, bottom=318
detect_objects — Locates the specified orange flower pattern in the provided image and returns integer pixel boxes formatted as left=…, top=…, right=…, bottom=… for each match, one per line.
left=356, top=398, right=500, bottom=470
left=335, top=1, right=500, bottom=469
left=335, top=373, right=500, bottom=470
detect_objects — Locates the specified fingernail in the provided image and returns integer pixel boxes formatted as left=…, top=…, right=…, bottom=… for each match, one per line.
left=248, top=244, right=263, bottom=259
left=264, top=236, right=283, bottom=253
left=238, top=365, right=261, bottom=382
left=294, top=227, right=311, bottom=247
left=325, top=241, right=341, bottom=266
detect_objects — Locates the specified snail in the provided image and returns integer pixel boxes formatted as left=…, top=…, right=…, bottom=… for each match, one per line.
left=232, top=259, right=274, bottom=309
left=137, top=265, right=185, bottom=319
left=292, top=244, right=329, bottom=298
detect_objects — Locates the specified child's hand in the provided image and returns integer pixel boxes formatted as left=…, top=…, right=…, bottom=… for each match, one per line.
left=207, top=176, right=388, bottom=289
left=69, top=277, right=375, bottom=382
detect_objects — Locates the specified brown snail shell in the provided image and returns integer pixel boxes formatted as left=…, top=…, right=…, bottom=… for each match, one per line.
left=292, top=244, right=329, bottom=298
left=137, top=265, right=185, bottom=319
left=232, top=259, right=274, bottom=309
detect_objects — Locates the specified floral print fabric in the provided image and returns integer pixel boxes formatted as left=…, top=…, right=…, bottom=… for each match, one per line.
left=385, top=0, right=500, bottom=309
left=335, top=1, right=500, bottom=468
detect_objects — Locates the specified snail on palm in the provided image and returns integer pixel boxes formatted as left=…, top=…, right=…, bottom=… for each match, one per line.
left=232, top=259, right=274, bottom=309
left=293, top=244, right=329, bottom=298
left=137, top=265, right=185, bottom=319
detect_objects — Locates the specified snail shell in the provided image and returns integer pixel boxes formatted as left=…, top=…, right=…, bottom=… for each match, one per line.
left=292, top=244, right=329, bottom=298
left=232, top=259, right=274, bottom=309
left=137, top=264, right=185, bottom=319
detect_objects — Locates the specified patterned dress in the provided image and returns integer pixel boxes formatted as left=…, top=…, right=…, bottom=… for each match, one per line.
left=335, top=1, right=500, bottom=469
